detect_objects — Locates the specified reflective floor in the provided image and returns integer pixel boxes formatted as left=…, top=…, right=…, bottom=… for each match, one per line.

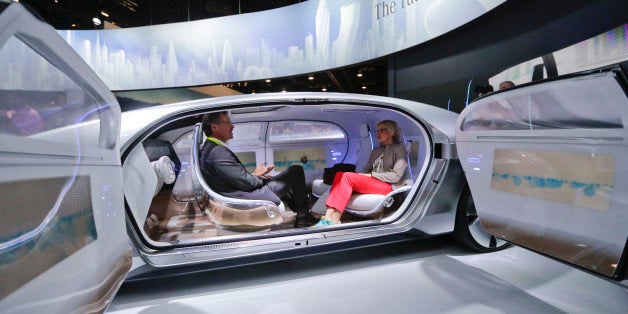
left=107, top=236, right=628, bottom=313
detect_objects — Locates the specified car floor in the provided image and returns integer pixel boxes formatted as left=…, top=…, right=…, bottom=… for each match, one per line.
left=143, top=186, right=388, bottom=242
left=106, top=236, right=627, bottom=313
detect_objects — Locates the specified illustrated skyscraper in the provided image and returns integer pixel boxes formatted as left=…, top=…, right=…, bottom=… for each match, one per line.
left=315, top=0, right=331, bottom=67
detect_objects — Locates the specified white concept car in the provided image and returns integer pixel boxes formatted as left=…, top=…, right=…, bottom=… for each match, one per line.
left=0, top=3, right=625, bottom=313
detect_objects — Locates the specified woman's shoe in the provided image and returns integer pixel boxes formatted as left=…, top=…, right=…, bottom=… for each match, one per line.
left=313, top=218, right=338, bottom=227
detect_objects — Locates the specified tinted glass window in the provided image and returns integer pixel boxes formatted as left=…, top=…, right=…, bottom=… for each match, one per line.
left=268, top=121, right=345, bottom=144
left=273, top=147, right=326, bottom=172
left=0, top=36, right=100, bottom=144
left=230, top=122, right=263, bottom=146
left=462, top=74, right=624, bottom=131
left=234, top=151, right=257, bottom=173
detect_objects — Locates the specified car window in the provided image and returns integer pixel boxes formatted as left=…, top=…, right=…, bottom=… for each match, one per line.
left=273, top=147, right=326, bottom=172
left=461, top=74, right=625, bottom=131
left=234, top=151, right=257, bottom=173
left=173, top=131, right=193, bottom=154
left=230, top=122, right=263, bottom=146
left=521, top=75, right=624, bottom=129
left=0, top=36, right=100, bottom=144
left=173, top=122, right=264, bottom=154
left=268, top=121, right=345, bottom=143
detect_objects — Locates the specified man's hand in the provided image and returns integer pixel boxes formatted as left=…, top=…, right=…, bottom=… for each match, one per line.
left=253, top=162, right=275, bottom=177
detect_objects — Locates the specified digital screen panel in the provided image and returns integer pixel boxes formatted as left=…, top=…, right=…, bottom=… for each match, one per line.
left=58, top=0, right=506, bottom=90
left=490, top=24, right=628, bottom=87
left=491, top=149, right=615, bottom=211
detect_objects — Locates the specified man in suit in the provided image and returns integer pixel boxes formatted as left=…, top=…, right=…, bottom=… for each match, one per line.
left=199, top=111, right=315, bottom=228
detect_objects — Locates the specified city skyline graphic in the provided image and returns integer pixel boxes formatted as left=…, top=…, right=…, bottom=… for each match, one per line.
left=60, top=0, right=504, bottom=91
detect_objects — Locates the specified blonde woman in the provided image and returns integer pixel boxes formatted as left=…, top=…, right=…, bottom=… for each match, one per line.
left=315, top=120, right=408, bottom=226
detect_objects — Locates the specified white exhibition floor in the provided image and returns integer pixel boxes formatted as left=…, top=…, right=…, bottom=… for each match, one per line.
left=106, top=236, right=628, bottom=313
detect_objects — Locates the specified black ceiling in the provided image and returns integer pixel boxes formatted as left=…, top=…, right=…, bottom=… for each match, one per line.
left=19, top=0, right=306, bottom=29
left=224, top=59, right=388, bottom=95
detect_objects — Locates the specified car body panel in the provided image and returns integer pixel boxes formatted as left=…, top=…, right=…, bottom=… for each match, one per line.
left=456, top=69, right=628, bottom=279
left=0, top=3, right=131, bottom=312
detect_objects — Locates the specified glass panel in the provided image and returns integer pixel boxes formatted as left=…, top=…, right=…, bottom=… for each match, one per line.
left=0, top=36, right=100, bottom=143
left=554, top=24, right=628, bottom=75
left=268, top=121, right=345, bottom=144
left=173, top=122, right=263, bottom=154
left=489, top=24, right=628, bottom=87
left=273, top=147, right=326, bottom=172
left=462, top=74, right=624, bottom=131
left=234, top=151, right=256, bottom=173
left=230, top=122, right=263, bottom=146
left=522, top=76, right=624, bottom=129
left=173, top=131, right=194, bottom=154
left=461, top=100, right=530, bottom=131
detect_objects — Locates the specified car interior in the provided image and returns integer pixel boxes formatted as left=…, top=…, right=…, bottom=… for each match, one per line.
left=122, top=103, right=431, bottom=247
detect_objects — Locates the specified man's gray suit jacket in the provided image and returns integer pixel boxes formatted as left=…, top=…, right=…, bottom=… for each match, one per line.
left=199, top=141, right=281, bottom=205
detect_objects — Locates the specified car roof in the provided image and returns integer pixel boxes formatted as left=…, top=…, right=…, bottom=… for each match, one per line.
left=120, top=92, right=459, bottom=149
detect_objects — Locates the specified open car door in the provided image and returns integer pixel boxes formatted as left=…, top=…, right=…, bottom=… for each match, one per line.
left=456, top=66, right=628, bottom=281
left=0, top=3, right=130, bottom=312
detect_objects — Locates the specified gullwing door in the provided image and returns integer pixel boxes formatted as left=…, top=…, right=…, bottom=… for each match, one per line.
left=456, top=68, right=628, bottom=280
left=0, top=3, right=130, bottom=312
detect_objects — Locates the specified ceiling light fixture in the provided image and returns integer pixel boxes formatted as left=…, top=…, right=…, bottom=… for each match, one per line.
left=308, top=75, right=314, bottom=80
left=357, top=72, right=363, bottom=77
left=361, top=85, right=367, bottom=89
left=100, top=11, right=110, bottom=17
left=322, top=87, right=327, bottom=91
left=265, top=79, right=271, bottom=83
left=92, top=17, right=102, bottom=26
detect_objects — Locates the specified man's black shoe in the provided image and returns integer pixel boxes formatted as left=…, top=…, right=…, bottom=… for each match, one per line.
left=294, top=213, right=318, bottom=228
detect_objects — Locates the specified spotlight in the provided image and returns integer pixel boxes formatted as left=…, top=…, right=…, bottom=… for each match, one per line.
left=361, top=85, right=367, bottom=90
left=92, top=17, right=102, bottom=26
left=322, top=87, right=327, bottom=92
left=100, top=11, right=110, bottom=17
left=357, top=72, right=363, bottom=77
left=308, top=75, right=314, bottom=80
left=265, top=79, right=271, bottom=83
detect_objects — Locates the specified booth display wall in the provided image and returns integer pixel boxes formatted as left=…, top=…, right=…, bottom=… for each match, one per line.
left=391, top=0, right=628, bottom=112
left=50, top=0, right=505, bottom=91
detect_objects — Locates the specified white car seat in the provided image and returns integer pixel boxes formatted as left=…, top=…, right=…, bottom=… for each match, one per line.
left=310, top=136, right=415, bottom=219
